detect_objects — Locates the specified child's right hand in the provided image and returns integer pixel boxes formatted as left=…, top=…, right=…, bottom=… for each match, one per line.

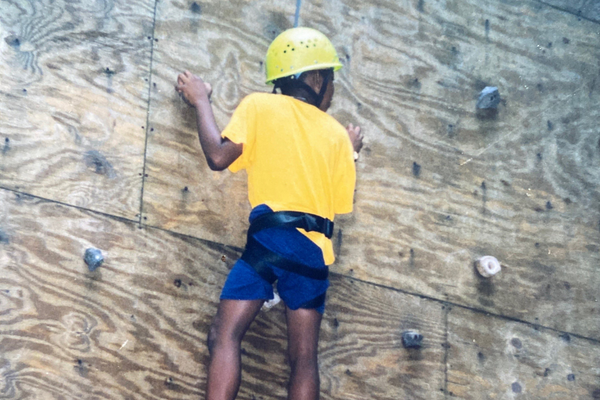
left=176, top=71, right=212, bottom=107
left=346, top=123, right=363, bottom=154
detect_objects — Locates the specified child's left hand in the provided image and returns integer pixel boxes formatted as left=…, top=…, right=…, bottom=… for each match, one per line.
left=176, top=71, right=212, bottom=108
left=346, top=123, right=363, bottom=154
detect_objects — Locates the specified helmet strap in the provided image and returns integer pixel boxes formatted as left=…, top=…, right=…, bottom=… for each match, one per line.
left=314, top=70, right=332, bottom=108
left=273, top=69, right=332, bottom=108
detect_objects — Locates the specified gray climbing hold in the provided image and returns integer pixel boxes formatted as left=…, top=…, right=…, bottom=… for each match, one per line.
left=84, top=248, right=104, bottom=271
left=402, top=331, right=423, bottom=349
left=476, top=86, right=500, bottom=109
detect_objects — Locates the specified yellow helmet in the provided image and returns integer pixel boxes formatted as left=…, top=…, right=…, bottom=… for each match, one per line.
left=265, top=27, right=343, bottom=84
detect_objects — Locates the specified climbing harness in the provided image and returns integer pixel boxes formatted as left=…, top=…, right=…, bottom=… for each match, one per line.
left=240, top=211, right=333, bottom=285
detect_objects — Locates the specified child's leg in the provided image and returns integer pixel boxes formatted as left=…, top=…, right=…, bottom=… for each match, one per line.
left=285, top=306, right=323, bottom=400
left=206, top=299, right=264, bottom=400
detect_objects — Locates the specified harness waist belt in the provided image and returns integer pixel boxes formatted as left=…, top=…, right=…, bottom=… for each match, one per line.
left=241, top=237, right=328, bottom=284
left=240, top=211, right=333, bottom=284
left=247, top=211, right=334, bottom=239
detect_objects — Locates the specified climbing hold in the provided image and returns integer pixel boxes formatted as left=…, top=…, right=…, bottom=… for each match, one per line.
left=262, top=292, right=281, bottom=311
left=84, top=248, right=104, bottom=271
left=4, top=35, right=20, bottom=47
left=476, top=86, right=500, bottom=109
left=476, top=255, right=501, bottom=278
left=401, top=331, right=423, bottom=349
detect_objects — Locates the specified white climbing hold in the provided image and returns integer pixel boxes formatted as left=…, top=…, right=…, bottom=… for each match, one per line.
left=262, top=292, right=281, bottom=311
left=476, top=256, right=501, bottom=277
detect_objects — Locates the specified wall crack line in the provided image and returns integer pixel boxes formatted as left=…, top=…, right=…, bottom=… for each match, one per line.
left=138, top=0, right=160, bottom=227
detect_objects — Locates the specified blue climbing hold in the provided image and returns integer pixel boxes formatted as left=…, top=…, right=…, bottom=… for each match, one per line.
left=84, top=248, right=104, bottom=272
left=476, top=86, right=500, bottom=109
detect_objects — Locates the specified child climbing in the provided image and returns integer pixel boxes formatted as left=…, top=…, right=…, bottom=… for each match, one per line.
left=176, top=27, right=363, bottom=400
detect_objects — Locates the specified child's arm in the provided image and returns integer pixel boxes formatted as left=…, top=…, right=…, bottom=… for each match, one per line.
left=176, top=71, right=243, bottom=171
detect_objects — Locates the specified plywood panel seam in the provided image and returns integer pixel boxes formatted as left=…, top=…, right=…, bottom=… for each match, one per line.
left=3, top=184, right=598, bottom=345
left=138, top=0, right=161, bottom=227
left=537, top=0, right=600, bottom=24
left=340, top=275, right=600, bottom=345
left=142, top=221, right=245, bottom=253
left=0, top=184, right=244, bottom=258
left=443, top=303, right=449, bottom=400
left=0, top=186, right=137, bottom=227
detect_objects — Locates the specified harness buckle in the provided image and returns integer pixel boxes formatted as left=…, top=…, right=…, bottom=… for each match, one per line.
left=303, top=214, right=334, bottom=239
left=322, top=219, right=334, bottom=239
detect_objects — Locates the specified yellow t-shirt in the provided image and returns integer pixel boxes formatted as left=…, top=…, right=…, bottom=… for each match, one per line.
left=221, top=92, right=356, bottom=265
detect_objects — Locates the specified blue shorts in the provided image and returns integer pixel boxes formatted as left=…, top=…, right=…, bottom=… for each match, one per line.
left=220, top=205, right=330, bottom=314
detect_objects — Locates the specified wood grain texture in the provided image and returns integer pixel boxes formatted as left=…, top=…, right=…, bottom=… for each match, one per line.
left=447, top=306, right=600, bottom=399
left=141, top=0, right=600, bottom=339
left=141, top=0, right=293, bottom=245
left=0, top=188, right=446, bottom=399
left=320, top=277, right=446, bottom=400
left=0, top=189, right=233, bottom=399
left=0, top=0, right=155, bottom=219
left=333, top=0, right=600, bottom=339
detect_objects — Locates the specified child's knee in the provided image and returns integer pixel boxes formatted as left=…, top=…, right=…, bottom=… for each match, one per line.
left=288, top=345, right=318, bottom=368
left=207, top=320, right=243, bottom=355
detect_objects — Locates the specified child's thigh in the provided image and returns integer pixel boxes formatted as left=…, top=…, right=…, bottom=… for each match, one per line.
left=211, top=299, right=264, bottom=341
left=285, top=306, right=323, bottom=357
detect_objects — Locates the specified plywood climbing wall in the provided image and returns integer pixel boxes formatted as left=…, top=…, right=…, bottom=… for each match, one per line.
left=1, top=0, right=599, bottom=399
